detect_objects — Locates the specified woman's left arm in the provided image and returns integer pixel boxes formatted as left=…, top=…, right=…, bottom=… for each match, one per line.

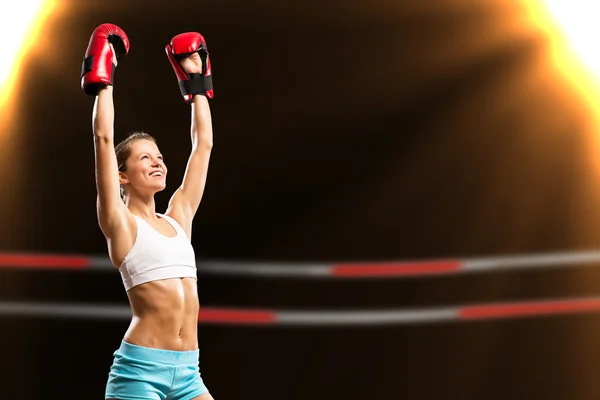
left=165, top=35, right=215, bottom=237
left=167, top=92, right=213, bottom=235
left=169, top=91, right=213, bottom=222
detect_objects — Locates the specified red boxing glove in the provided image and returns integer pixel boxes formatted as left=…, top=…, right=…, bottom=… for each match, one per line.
left=81, top=24, right=130, bottom=96
left=165, top=32, right=214, bottom=103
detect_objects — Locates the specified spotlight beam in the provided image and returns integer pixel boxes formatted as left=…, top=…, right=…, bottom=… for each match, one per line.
left=0, top=0, right=56, bottom=108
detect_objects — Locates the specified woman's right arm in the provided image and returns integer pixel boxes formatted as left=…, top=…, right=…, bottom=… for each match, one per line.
left=81, top=24, right=132, bottom=248
left=93, top=85, right=129, bottom=239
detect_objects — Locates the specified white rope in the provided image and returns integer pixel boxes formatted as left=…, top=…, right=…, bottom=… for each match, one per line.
left=3, top=250, right=600, bottom=278
left=2, top=297, right=600, bottom=326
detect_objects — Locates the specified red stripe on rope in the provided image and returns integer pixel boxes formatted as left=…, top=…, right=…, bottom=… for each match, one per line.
left=459, top=298, right=600, bottom=320
left=0, top=253, right=90, bottom=269
left=199, top=308, right=276, bottom=324
left=331, top=260, right=461, bottom=277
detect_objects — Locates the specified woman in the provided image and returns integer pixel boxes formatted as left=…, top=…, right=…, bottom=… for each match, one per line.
left=81, top=24, right=215, bottom=400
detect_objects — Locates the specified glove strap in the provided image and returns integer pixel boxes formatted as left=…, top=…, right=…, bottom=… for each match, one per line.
left=178, top=74, right=213, bottom=100
left=80, top=56, right=117, bottom=96
left=81, top=56, right=94, bottom=78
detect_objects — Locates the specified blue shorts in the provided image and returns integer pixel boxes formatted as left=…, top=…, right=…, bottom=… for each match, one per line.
left=105, top=341, right=209, bottom=400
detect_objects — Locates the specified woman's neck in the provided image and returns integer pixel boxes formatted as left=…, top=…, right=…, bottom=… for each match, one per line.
left=126, top=195, right=157, bottom=220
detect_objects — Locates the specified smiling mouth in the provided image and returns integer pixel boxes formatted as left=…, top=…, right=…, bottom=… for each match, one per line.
left=150, top=171, right=164, bottom=178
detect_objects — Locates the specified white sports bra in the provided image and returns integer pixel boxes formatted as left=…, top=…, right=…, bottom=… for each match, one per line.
left=118, top=213, right=197, bottom=291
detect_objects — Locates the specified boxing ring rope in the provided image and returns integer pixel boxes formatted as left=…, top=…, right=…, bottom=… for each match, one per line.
left=2, top=249, right=600, bottom=278
left=3, top=250, right=600, bottom=326
left=2, top=296, right=600, bottom=326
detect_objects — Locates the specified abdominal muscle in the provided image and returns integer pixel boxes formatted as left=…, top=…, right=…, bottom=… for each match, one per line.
left=123, top=277, right=200, bottom=351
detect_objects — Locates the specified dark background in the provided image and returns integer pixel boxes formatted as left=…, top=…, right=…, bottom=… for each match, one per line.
left=2, top=0, right=600, bottom=398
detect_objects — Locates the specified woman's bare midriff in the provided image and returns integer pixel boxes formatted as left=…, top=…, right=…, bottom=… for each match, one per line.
left=123, top=277, right=200, bottom=351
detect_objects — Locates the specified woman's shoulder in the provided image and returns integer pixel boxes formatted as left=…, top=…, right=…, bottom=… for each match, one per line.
left=160, top=211, right=192, bottom=240
left=158, top=212, right=184, bottom=229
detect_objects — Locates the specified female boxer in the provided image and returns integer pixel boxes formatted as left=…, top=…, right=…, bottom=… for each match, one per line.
left=80, top=24, right=215, bottom=400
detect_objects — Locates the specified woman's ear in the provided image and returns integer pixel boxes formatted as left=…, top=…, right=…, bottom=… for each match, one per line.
left=118, top=171, right=129, bottom=185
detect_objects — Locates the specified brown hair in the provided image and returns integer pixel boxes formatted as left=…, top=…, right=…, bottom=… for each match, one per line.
left=115, top=131, right=157, bottom=172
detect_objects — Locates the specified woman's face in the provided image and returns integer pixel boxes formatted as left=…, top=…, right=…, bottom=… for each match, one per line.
left=120, top=139, right=167, bottom=196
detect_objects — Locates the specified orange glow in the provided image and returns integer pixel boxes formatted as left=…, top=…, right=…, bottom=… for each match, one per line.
left=524, top=1, right=600, bottom=120
left=0, top=0, right=58, bottom=111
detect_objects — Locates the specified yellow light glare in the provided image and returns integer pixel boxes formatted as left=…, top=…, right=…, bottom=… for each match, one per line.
left=542, top=1, right=600, bottom=79
left=0, top=0, right=56, bottom=109
left=521, top=0, right=600, bottom=125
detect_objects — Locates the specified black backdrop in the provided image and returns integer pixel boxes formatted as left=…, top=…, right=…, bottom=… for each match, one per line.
left=2, top=1, right=600, bottom=399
